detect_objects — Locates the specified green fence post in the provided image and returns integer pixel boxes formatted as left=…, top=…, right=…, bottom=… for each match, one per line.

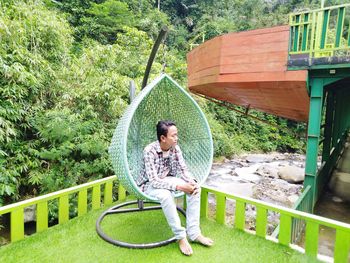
left=235, top=200, right=245, bottom=230
left=11, top=208, right=24, bottom=242
left=92, top=185, right=101, bottom=210
left=305, top=221, right=319, bottom=257
left=216, top=194, right=226, bottom=224
left=59, top=195, right=69, bottom=224
left=279, top=214, right=292, bottom=246
left=200, top=189, right=208, bottom=218
left=256, top=207, right=267, bottom=238
left=37, top=202, right=48, bottom=233
left=118, top=184, right=126, bottom=201
left=78, top=189, right=87, bottom=216
left=334, top=229, right=350, bottom=263
left=104, top=182, right=113, bottom=206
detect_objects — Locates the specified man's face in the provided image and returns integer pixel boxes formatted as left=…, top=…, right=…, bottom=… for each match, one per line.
left=161, top=125, right=178, bottom=149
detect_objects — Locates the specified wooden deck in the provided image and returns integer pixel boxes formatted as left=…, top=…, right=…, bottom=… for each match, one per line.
left=187, top=25, right=309, bottom=122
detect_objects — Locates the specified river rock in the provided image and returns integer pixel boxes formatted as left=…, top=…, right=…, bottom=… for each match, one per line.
left=246, top=154, right=274, bottom=163
left=255, top=164, right=279, bottom=178
left=329, top=171, right=350, bottom=201
left=252, top=178, right=302, bottom=207
left=235, top=164, right=261, bottom=183
left=278, top=165, right=305, bottom=183
left=24, top=205, right=36, bottom=223
left=337, top=150, right=350, bottom=173
left=288, top=194, right=300, bottom=205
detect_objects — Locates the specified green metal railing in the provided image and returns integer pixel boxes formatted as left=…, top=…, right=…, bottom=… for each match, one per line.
left=317, top=129, right=349, bottom=201
left=289, top=3, right=350, bottom=60
left=2, top=176, right=350, bottom=261
left=272, top=182, right=313, bottom=244
left=291, top=185, right=312, bottom=243
left=201, top=186, right=350, bottom=262
left=189, top=32, right=206, bottom=50
left=0, top=176, right=123, bottom=243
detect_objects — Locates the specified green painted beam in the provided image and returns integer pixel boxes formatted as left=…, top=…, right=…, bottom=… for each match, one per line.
left=335, top=7, right=345, bottom=48
left=334, top=229, right=350, bottom=263
left=10, top=208, right=24, bottom=242
left=78, top=189, right=87, bottom=216
left=301, top=14, right=309, bottom=51
left=322, top=91, right=334, bottom=163
left=305, top=221, right=319, bottom=257
left=256, top=207, right=267, bottom=238
left=103, top=181, right=113, bottom=206
left=0, top=176, right=116, bottom=215
left=59, top=195, right=69, bottom=224
left=118, top=184, right=126, bottom=200
left=320, top=10, right=329, bottom=49
left=202, top=186, right=350, bottom=232
left=279, top=214, right=292, bottom=246
left=293, top=15, right=300, bottom=52
left=92, top=185, right=101, bottom=210
left=235, top=201, right=245, bottom=230
left=36, top=202, right=48, bottom=233
left=304, top=78, right=324, bottom=206
left=200, top=189, right=208, bottom=218
left=216, top=194, right=226, bottom=224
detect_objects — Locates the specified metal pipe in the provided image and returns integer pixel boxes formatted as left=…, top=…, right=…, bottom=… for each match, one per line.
left=142, top=26, right=168, bottom=89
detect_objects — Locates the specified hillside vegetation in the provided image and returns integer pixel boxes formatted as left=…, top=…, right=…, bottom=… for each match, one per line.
left=0, top=0, right=332, bottom=205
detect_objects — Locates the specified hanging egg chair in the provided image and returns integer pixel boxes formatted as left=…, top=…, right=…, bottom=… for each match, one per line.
left=109, top=73, right=213, bottom=200
left=96, top=74, right=213, bottom=248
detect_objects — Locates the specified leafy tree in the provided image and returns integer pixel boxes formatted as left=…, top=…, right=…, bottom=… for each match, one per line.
left=0, top=0, right=73, bottom=204
left=82, top=0, right=135, bottom=43
left=0, top=0, right=313, bottom=207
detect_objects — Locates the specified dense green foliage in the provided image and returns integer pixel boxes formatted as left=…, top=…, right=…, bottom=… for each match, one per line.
left=1, top=0, right=336, bottom=205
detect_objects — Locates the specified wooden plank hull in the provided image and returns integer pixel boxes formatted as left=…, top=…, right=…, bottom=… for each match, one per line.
left=187, top=25, right=309, bottom=122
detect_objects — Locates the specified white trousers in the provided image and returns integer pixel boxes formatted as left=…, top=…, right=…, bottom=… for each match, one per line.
left=145, top=177, right=201, bottom=240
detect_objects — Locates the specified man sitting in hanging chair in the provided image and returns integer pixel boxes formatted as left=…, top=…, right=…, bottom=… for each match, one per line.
left=136, top=120, right=213, bottom=256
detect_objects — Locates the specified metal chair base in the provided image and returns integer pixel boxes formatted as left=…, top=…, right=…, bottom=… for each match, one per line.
left=96, top=200, right=186, bottom=248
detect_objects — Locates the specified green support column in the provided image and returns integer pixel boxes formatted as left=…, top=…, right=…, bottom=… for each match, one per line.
left=331, top=92, right=339, bottom=147
left=322, top=91, right=334, bottom=163
left=304, top=78, right=324, bottom=208
left=345, top=92, right=350, bottom=128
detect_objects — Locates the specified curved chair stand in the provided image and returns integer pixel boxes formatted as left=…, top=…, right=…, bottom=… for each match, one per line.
left=96, top=200, right=186, bottom=248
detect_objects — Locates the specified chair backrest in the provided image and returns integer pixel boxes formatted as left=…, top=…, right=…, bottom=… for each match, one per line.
left=109, top=74, right=213, bottom=200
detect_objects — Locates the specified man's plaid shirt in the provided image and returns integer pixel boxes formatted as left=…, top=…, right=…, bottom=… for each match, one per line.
left=136, top=141, right=194, bottom=191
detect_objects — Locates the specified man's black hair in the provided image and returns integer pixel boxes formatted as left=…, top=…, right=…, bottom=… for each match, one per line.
left=156, top=120, right=176, bottom=141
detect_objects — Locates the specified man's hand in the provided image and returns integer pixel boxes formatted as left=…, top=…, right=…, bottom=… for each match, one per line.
left=176, top=182, right=200, bottom=195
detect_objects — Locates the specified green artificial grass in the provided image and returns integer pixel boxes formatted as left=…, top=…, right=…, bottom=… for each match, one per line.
left=0, top=202, right=320, bottom=263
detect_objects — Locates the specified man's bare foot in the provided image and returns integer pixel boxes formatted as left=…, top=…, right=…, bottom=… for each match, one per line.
left=179, top=238, right=193, bottom=256
left=194, top=234, right=214, bottom=247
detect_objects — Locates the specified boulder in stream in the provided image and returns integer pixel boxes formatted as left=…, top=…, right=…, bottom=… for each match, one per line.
left=278, top=165, right=305, bottom=183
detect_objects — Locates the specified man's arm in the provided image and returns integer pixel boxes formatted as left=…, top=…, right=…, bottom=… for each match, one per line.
left=144, top=150, right=177, bottom=191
